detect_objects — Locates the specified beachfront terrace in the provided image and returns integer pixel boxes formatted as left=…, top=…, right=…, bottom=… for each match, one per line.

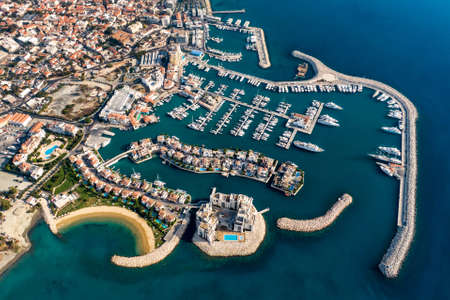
left=66, top=155, right=188, bottom=246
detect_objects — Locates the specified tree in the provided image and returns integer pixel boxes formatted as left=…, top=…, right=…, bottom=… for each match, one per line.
left=7, top=186, right=18, bottom=198
left=0, top=198, right=11, bottom=211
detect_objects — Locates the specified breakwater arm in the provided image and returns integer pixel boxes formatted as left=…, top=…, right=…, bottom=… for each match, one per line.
left=111, top=212, right=190, bottom=267
left=291, top=49, right=418, bottom=278
left=277, top=194, right=352, bottom=232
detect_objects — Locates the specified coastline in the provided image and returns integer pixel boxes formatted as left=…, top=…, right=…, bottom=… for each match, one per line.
left=0, top=204, right=41, bottom=277
left=193, top=212, right=266, bottom=257
left=277, top=194, right=352, bottom=232
left=111, top=211, right=190, bottom=267
left=55, top=206, right=155, bottom=255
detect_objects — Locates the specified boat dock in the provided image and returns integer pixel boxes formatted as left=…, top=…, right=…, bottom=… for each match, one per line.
left=189, top=59, right=362, bottom=94
left=251, top=27, right=271, bottom=68
left=284, top=129, right=298, bottom=149
left=210, top=103, right=238, bottom=135
left=286, top=102, right=324, bottom=135
left=253, top=113, right=277, bottom=141
left=212, top=9, right=246, bottom=14
left=207, top=91, right=289, bottom=120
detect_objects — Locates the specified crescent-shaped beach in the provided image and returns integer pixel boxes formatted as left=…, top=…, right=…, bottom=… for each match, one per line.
left=55, top=206, right=155, bottom=254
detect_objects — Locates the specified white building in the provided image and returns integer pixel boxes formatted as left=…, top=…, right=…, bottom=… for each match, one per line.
left=0, top=37, right=20, bottom=53
left=47, top=121, right=80, bottom=136
left=196, top=202, right=218, bottom=243
left=128, top=22, right=143, bottom=34
left=29, top=165, right=44, bottom=180
left=196, top=188, right=257, bottom=243
left=99, top=86, right=142, bottom=120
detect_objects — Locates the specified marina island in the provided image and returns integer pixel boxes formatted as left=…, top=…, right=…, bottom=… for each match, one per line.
left=0, top=0, right=417, bottom=282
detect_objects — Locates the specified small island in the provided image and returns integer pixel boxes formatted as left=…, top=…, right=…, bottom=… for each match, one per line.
left=193, top=188, right=267, bottom=257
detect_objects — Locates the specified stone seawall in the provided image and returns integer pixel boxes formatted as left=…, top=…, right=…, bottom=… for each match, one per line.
left=111, top=213, right=189, bottom=267
left=277, top=194, right=352, bottom=232
left=292, top=49, right=418, bottom=278
left=193, top=212, right=266, bottom=256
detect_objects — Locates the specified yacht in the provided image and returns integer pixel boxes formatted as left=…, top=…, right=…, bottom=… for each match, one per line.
left=318, top=115, right=340, bottom=127
left=293, top=141, right=324, bottom=153
left=378, top=146, right=401, bottom=157
left=377, top=162, right=394, bottom=177
left=381, top=126, right=402, bottom=135
left=325, top=102, right=343, bottom=110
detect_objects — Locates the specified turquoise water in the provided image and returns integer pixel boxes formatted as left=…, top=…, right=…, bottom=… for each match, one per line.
left=223, top=234, right=238, bottom=241
left=1, top=0, right=450, bottom=299
left=45, top=145, right=58, bottom=156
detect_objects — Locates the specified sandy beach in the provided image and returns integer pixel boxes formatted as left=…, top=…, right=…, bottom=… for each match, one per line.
left=55, top=206, right=155, bottom=254
left=0, top=201, right=41, bottom=276
left=112, top=212, right=190, bottom=268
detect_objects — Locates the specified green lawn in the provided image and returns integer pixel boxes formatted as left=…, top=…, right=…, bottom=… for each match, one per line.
left=43, top=160, right=79, bottom=194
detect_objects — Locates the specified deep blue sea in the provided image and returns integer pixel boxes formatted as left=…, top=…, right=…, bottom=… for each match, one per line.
left=1, top=0, right=449, bottom=299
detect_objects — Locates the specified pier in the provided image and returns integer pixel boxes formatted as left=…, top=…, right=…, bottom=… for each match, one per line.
left=253, top=113, right=276, bottom=141
left=211, top=103, right=238, bottom=135
left=206, top=91, right=289, bottom=119
left=212, top=9, right=246, bottom=14
left=284, top=129, right=297, bottom=149
left=251, top=27, right=271, bottom=68
left=286, top=102, right=324, bottom=135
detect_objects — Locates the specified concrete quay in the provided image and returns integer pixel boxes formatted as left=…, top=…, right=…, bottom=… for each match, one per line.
left=250, top=27, right=271, bottom=68
left=286, top=102, right=324, bottom=136
left=111, top=212, right=190, bottom=268
left=193, top=212, right=266, bottom=256
left=289, top=49, right=418, bottom=278
left=277, top=194, right=352, bottom=232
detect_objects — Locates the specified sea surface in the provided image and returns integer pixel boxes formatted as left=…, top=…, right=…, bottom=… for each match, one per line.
left=1, top=0, right=449, bottom=299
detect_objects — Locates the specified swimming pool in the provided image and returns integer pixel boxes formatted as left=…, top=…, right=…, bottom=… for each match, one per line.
left=223, top=234, right=238, bottom=241
left=45, top=145, right=58, bottom=156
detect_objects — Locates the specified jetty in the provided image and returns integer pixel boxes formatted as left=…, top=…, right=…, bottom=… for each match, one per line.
left=251, top=27, right=271, bottom=68
left=212, top=9, right=246, bottom=14
left=277, top=194, right=352, bottom=232
left=284, top=129, right=297, bottom=149
left=207, top=91, right=289, bottom=119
